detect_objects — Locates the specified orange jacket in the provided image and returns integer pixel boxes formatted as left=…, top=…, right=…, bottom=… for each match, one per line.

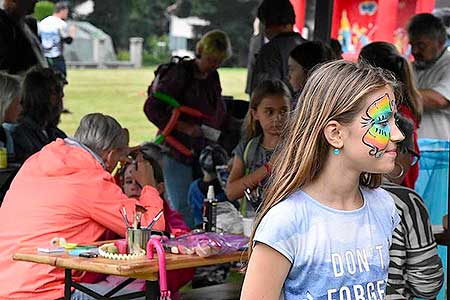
left=0, top=139, right=165, bottom=299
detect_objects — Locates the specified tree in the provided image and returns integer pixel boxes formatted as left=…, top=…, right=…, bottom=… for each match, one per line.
left=86, top=1, right=130, bottom=50
left=190, top=0, right=260, bottom=67
left=33, top=1, right=55, bottom=21
left=71, top=0, right=259, bottom=66
left=82, top=0, right=172, bottom=51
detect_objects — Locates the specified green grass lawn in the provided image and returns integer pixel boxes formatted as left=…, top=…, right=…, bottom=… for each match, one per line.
left=60, top=67, right=248, bottom=145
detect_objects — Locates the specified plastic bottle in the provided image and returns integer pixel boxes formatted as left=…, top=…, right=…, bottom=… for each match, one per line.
left=203, top=185, right=218, bottom=232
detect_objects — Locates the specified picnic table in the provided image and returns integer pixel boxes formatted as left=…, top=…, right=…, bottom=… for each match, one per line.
left=13, top=246, right=245, bottom=300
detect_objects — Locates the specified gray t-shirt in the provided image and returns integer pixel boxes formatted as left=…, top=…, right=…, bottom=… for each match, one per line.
left=415, top=49, right=450, bottom=140
left=232, top=135, right=273, bottom=216
left=232, top=135, right=273, bottom=174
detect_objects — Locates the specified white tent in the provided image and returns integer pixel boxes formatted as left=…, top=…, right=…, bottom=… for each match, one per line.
left=64, top=20, right=117, bottom=65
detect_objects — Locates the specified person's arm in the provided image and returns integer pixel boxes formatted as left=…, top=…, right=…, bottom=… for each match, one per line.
left=395, top=191, right=443, bottom=298
left=225, top=156, right=269, bottom=201
left=59, top=20, right=74, bottom=44
left=403, top=244, right=443, bottom=298
left=419, top=89, right=449, bottom=109
left=240, top=243, right=291, bottom=300
left=12, top=126, right=36, bottom=163
left=420, top=65, right=450, bottom=109
left=86, top=160, right=165, bottom=237
left=174, top=120, right=202, bottom=137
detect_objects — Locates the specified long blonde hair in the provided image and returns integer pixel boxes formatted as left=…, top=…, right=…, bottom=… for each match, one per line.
left=248, top=60, right=396, bottom=258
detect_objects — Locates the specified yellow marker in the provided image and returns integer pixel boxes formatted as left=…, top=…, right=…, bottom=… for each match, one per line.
left=63, top=243, right=78, bottom=249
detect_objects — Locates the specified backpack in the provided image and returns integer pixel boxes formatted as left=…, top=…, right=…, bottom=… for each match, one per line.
left=147, top=56, right=192, bottom=96
left=240, top=136, right=262, bottom=215
left=144, top=56, right=194, bottom=151
left=243, top=136, right=261, bottom=176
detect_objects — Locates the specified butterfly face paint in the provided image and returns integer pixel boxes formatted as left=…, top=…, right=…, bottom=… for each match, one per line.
left=360, top=93, right=394, bottom=158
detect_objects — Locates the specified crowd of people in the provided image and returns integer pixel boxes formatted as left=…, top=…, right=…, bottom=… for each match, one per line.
left=0, top=0, right=448, bottom=299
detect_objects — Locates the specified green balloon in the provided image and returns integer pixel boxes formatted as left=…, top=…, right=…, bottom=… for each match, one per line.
left=154, top=91, right=180, bottom=108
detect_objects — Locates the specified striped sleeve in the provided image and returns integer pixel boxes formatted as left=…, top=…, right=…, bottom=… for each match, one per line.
left=384, top=185, right=443, bottom=299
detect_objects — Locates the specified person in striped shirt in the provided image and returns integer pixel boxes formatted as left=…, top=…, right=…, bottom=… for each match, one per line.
left=383, top=114, right=443, bottom=299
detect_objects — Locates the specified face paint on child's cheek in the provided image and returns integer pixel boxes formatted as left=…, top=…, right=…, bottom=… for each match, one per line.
left=360, top=93, right=393, bottom=158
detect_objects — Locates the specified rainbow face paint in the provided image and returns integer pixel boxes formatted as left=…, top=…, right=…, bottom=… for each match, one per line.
left=360, top=93, right=393, bottom=158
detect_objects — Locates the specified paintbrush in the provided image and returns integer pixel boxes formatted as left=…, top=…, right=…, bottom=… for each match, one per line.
left=145, top=209, right=164, bottom=230
left=120, top=207, right=131, bottom=228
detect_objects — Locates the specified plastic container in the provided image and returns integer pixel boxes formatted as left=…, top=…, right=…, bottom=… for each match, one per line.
left=203, top=185, right=218, bottom=232
left=242, top=217, right=254, bottom=237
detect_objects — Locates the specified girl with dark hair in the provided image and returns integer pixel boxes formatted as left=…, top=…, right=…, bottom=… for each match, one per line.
left=288, top=41, right=336, bottom=105
left=226, top=79, right=291, bottom=216
left=359, top=41, right=422, bottom=188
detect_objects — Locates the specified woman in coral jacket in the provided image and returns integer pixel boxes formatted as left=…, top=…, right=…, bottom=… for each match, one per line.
left=0, top=113, right=165, bottom=300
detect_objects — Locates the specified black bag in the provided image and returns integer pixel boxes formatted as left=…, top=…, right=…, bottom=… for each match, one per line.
left=146, top=56, right=192, bottom=96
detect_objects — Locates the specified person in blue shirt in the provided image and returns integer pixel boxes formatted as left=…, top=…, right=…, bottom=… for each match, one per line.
left=188, top=144, right=232, bottom=228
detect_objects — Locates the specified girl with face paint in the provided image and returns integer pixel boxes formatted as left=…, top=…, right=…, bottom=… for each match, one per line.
left=359, top=41, right=422, bottom=189
left=241, top=60, right=404, bottom=300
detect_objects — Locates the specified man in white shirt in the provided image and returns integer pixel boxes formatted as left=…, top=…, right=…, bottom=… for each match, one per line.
left=408, top=13, right=450, bottom=140
left=39, top=1, right=74, bottom=77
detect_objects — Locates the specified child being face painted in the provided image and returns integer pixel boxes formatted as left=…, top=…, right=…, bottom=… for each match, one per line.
left=122, top=156, right=165, bottom=198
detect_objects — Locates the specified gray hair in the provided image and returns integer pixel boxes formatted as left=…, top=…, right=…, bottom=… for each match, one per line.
left=54, top=1, right=69, bottom=13
left=407, top=13, right=447, bottom=44
left=74, top=113, right=128, bottom=155
left=0, top=72, right=21, bottom=123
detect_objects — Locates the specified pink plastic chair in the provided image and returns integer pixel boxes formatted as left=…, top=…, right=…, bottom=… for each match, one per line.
left=147, top=237, right=171, bottom=300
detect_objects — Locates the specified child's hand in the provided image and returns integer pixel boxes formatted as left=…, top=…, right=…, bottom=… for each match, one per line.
left=131, top=154, right=157, bottom=188
left=176, top=121, right=203, bottom=138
